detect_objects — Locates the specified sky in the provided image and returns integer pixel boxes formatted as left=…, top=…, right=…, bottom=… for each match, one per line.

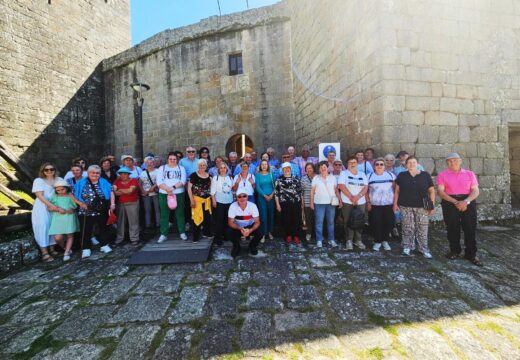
left=131, top=0, right=280, bottom=45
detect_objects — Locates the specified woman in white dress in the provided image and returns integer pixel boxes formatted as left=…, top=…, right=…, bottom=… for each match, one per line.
left=32, top=163, right=64, bottom=262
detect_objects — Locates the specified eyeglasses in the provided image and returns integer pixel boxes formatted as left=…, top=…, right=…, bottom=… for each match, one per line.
left=385, top=159, right=394, bottom=162
left=334, top=164, right=342, bottom=166
left=90, top=172, right=101, bottom=175
left=375, top=163, right=384, bottom=166
left=44, top=168, right=55, bottom=172
left=237, top=194, right=248, bottom=198
left=220, top=167, right=227, bottom=169
left=187, top=150, right=195, bottom=153
left=169, top=158, right=177, bottom=161
left=78, top=161, right=86, bottom=164
left=201, top=151, right=208, bottom=154
left=347, top=161, right=357, bottom=165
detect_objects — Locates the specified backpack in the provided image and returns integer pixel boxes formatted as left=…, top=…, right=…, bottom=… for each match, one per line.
left=348, top=206, right=365, bottom=230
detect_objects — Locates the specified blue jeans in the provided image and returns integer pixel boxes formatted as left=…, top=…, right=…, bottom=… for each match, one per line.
left=314, top=203, right=335, bottom=242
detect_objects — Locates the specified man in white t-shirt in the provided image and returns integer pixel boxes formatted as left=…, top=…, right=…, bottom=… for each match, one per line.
left=338, top=156, right=368, bottom=250
left=227, top=189, right=262, bottom=258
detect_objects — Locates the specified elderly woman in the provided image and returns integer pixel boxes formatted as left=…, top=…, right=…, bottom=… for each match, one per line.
left=113, top=167, right=140, bottom=245
left=367, top=158, right=396, bottom=251
left=139, top=156, right=160, bottom=229
left=156, top=152, right=187, bottom=243
left=275, top=162, right=303, bottom=247
left=210, top=161, right=233, bottom=246
left=188, top=159, right=213, bottom=242
left=199, top=147, right=214, bottom=169
left=301, top=162, right=316, bottom=242
left=393, top=156, right=435, bottom=258
left=232, top=162, right=256, bottom=203
left=209, top=156, right=229, bottom=177
left=255, top=159, right=275, bottom=242
left=66, top=164, right=84, bottom=190
left=64, top=156, right=87, bottom=181
left=32, top=163, right=63, bottom=262
left=73, top=165, right=115, bottom=258
left=100, top=156, right=118, bottom=184
left=384, top=154, right=396, bottom=173
left=326, top=151, right=345, bottom=174
left=310, top=161, right=340, bottom=248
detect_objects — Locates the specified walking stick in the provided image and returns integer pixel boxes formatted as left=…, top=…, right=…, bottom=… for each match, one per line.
left=79, top=212, right=87, bottom=262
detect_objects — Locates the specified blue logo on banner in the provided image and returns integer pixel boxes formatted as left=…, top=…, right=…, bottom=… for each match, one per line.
left=323, top=145, right=336, bottom=158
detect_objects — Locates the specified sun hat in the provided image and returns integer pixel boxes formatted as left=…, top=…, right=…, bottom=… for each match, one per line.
left=120, top=154, right=134, bottom=162
left=53, top=179, right=70, bottom=188
left=446, top=152, right=461, bottom=160
left=117, top=166, right=132, bottom=174
left=236, top=189, right=248, bottom=196
left=281, top=162, right=292, bottom=169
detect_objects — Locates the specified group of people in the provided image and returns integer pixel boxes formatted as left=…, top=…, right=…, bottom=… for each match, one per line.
left=31, top=144, right=482, bottom=266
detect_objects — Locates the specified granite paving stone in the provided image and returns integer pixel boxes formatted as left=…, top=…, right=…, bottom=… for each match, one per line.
left=95, top=326, right=125, bottom=339
left=398, top=327, right=458, bottom=359
left=161, top=263, right=204, bottom=273
left=110, top=296, right=171, bottom=322
left=228, top=271, right=251, bottom=284
left=37, top=344, right=105, bottom=360
left=337, top=324, right=393, bottom=350
left=206, top=260, right=235, bottom=272
left=45, top=278, right=107, bottom=299
left=169, top=286, right=209, bottom=324
left=52, top=305, right=116, bottom=340
left=240, top=312, right=273, bottom=349
left=153, top=326, right=195, bottom=360
left=110, top=325, right=160, bottom=360
left=445, top=271, right=504, bottom=309
left=207, top=286, right=241, bottom=315
left=441, top=327, right=497, bottom=360
left=286, top=285, right=321, bottom=309
left=90, top=277, right=140, bottom=304
left=10, top=300, right=78, bottom=325
left=471, top=327, right=520, bottom=359
left=129, top=264, right=162, bottom=276
left=252, top=271, right=298, bottom=286
left=185, top=272, right=226, bottom=284
left=0, top=283, right=30, bottom=302
left=367, top=298, right=472, bottom=321
left=246, top=286, right=283, bottom=310
left=4, top=325, right=47, bottom=353
left=274, top=311, right=329, bottom=332
left=309, top=254, right=337, bottom=268
left=314, top=270, right=351, bottom=287
left=196, top=320, right=236, bottom=359
left=134, top=274, right=183, bottom=294
left=326, top=290, right=367, bottom=321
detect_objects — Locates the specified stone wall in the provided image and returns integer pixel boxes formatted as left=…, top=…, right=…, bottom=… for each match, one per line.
left=288, top=0, right=383, bottom=158
left=0, top=0, right=130, bottom=179
left=510, top=126, right=520, bottom=207
left=103, top=4, right=294, bottom=159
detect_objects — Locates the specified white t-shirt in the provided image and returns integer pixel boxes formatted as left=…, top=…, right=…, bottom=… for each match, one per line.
left=228, top=201, right=259, bottom=228
left=139, top=168, right=159, bottom=196
left=233, top=173, right=255, bottom=196
left=311, top=175, right=337, bottom=205
left=211, top=174, right=234, bottom=204
left=64, top=170, right=87, bottom=181
left=337, top=170, right=368, bottom=205
left=156, top=165, right=186, bottom=194
left=367, top=171, right=396, bottom=206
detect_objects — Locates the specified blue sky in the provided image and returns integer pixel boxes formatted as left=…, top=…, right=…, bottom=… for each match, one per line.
left=131, top=0, right=280, bottom=45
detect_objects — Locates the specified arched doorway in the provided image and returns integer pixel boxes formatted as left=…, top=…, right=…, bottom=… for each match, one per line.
left=226, top=134, right=253, bottom=159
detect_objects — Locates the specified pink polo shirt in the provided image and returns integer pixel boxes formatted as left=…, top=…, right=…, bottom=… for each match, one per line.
left=436, top=168, right=478, bottom=195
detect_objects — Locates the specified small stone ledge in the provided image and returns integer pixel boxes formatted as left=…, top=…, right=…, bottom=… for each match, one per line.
left=0, top=237, right=39, bottom=275
left=103, top=2, right=289, bottom=71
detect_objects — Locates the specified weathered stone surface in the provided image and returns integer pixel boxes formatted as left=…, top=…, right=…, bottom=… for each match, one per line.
left=153, top=326, right=194, bottom=360
left=314, top=270, right=351, bottom=287
left=207, top=286, right=241, bottom=315
left=10, top=300, right=78, bottom=325
left=134, top=274, right=183, bottom=294
left=471, top=327, right=520, bottom=359
left=326, top=290, right=367, bottom=321
left=110, top=296, right=171, bottom=322
left=129, top=265, right=163, bottom=276
left=337, top=325, right=393, bottom=350
left=169, top=287, right=208, bottom=324
left=398, top=328, right=458, bottom=359
left=38, top=344, right=105, bottom=360
left=110, top=325, right=160, bottom=360
left=185, top=272, right=226, bottom=284
left=45, top=278, right=107, bottom=299
left=95, top=327, right=125, bottom=339
left=286, top=285, right=321, bottom=309
left=252, top=271, right=298, bottom=286
left=367, top=298, right=472, bottom=321
left=246, top=286, right=283, bottom=310
left=274, top=311, right=329, bottom=332
left=229, top=271, right=251, bottom=284
left=90, top=277, right=140, bottom=304
left=52, top=306, right=116, bottom=340
left=4, top=325, right=47, bottom=353
left=196, top=320, right=237, bottom=359
left=445, top=271, right=504, bottom=309
left=309, top=254, right=337, bottom=268
left=442, top=327, right=496, bottom=360
left=240, top=312, right=273, bottom=349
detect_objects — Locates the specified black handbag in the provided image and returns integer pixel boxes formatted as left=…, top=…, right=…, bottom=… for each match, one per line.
left=422, top=197, right=434, bottom=211
left=348, top=206, right=365, bottom=230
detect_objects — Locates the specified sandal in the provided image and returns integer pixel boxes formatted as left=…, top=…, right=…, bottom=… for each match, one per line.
left=268, top=233, right=274, bottom=240
left=41, top=253, right=54, bottom=263
left=470, top=257, right=483, bottom=267
left=445, top=252, right=459, bottom=260
left=49, top=249, right=60, bottom=257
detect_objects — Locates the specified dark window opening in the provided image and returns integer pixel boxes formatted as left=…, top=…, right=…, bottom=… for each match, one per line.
left=229, top=53, right=243, bottom=76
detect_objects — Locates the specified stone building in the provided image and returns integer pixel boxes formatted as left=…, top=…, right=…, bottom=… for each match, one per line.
left=1, top=0, right=519, bottom=219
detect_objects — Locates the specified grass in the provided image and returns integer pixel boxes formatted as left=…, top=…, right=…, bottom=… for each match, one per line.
left=367, top=312, right=386, bottom=326
left=13, top=334, right=66, bottom=360
left=354, top=347, right=384, bottom=360
left=318, top=348, right=344, bottom=359
left=221, top=351, right=245, bottom=360
left=96, top=338, right=118, bottom=360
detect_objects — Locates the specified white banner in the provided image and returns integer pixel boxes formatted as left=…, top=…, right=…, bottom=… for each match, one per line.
left=318, top=143, right=341, bottom=161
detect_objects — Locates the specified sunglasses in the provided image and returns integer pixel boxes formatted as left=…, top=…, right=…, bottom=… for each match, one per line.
left=44, top=168, right=55, bottom=172
left=375, top=163, right=384, bottom=166
left=201, top=151, right=208, bottom=154
left=237, top=194, right=248, bottom=198
left=187, top=150, right=195, bottom=153
left=334, top=164, right=342, bottom=166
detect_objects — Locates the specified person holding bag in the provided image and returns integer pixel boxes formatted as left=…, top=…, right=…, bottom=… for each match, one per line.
left=310, top=161, right=340, bottom=248
left=338, top=156, right=368, bottom=251
left=139, top=156, right=160, bottom=229
left=393, top=156, right=435, bottom=258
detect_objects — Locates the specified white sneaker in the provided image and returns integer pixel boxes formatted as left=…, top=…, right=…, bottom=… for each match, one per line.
left=180, top=233, right=188, bottom=241
left=346, top=240, right=354, bottom=251
left=157, top=235, right=167, bottom=243
left=81, top=249, right=91, bottom=258
left=382, top=241, right=391, bottom=251
left=329, top=240, right=338, bottom=248
left=372, top=243, right=381, bottom=251
left=402, top=248, right=411, bottom=256
left=63, top=252, right=71, bottom=261
left=306, top=234, right=312, bottom=241
left=423, top=251, right=433, bottom=259
left=316, top=241, right=323, bottom=248
left=354, top=240, right=366, bottom=250
left=260, top=236, right=265, bottom=244
left=100, top=245, right=112, bottom=254
left=90, top=237, right=99, bottom=245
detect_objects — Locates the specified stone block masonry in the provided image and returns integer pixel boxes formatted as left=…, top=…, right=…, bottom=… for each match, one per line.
left=0, top=0, right=130, bottom=178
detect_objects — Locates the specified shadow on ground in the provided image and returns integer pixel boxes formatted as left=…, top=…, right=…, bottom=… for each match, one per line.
left=0, top=223, right=519, bottom=359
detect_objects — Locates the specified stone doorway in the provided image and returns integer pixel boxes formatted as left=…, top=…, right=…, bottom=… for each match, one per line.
left=509, top=125, right=520, bottom=208
left=226, top=134, right=253, bottom=159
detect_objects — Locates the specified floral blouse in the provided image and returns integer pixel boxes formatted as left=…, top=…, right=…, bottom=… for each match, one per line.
left=275, top=176, right=302, bottom=204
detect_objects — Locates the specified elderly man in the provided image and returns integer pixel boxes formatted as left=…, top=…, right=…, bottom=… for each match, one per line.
left=287, top=146, right=296, bottom=162
left=437, top=153, right=482, bottom=266
left=179, top=146, right=198, bottom=177
left=233, top=152, right=257, bottom=176
left=227, top=151, right=239, bottom=176
left=266, top=147, right=280, bottom=169
left=121, top=155, right=142, bottom=179
left=275, top=153, right=300, bottom=178
left=293, top=145, right=318, bottom=176
left=227, top=189, right=262, bottom=258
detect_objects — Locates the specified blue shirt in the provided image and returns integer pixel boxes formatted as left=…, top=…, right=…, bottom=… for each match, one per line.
left=394, top=163, right=424, bottom=176
left=274, top=163, right=301, bottom=179
left=179, top=157, right=199, bottom=177
left=233, top=163, right=257, bottom=176
left=357, top=161, right=374, bottom=175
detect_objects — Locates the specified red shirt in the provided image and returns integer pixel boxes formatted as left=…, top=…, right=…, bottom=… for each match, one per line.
left=114, top=178, right=139, bottom=203
left=436, top=168, right=478, bottom=195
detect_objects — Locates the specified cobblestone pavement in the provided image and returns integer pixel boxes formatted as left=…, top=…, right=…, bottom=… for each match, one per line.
left=1, top=223, right=520, bottom=359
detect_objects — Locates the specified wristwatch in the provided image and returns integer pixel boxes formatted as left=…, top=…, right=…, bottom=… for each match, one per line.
left=465, top=200, right=470, bottom=205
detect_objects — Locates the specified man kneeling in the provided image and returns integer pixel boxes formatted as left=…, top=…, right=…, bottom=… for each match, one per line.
left=227, top=189, right=261, bottom=258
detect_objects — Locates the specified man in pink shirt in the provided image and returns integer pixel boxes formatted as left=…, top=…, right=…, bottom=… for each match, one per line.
left=437, top=153, right=481, bottom=266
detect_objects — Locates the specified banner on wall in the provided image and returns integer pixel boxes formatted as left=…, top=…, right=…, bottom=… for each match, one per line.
left=318, top=143, right=341, bottom=161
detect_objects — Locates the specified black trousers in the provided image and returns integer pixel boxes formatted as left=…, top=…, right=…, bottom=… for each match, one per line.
left=214, top=202, right=231, bottom=242
left=280, top=201, right=302, bottom=237
left=192, top=207, right=212, bottom=242
left=369, top=205, right=394, bottom=243
left=441, top=198, right=477, bottom=259
left=227, top=226, right=260, bottom=258
left=79, top=212, right=110, bottom=250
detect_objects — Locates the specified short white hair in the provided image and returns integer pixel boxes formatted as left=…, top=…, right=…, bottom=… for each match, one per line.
left=228, top=151, right=237, bottom=157
left=87, top=165, right=101, bottom=173
left=197, top=159, right=207, bottom=166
